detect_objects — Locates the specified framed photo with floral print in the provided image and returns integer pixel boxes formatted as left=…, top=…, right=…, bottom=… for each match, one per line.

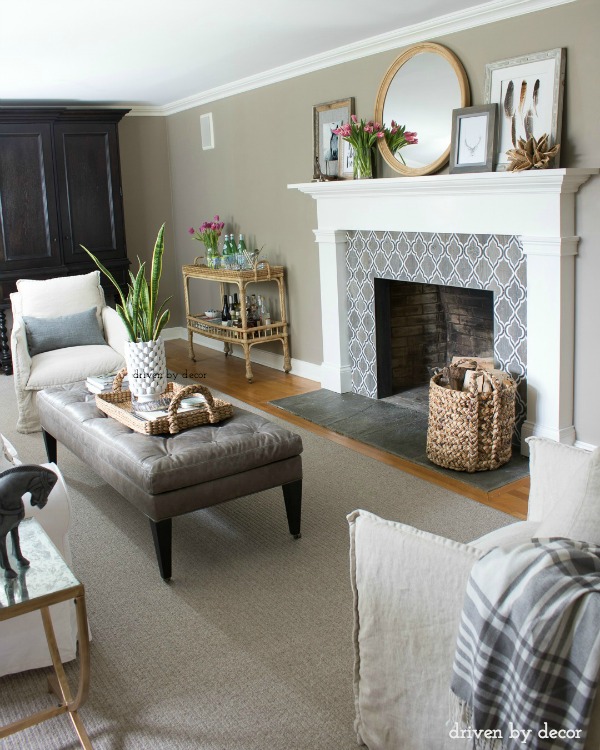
left=312, top=98, right=354, bottom=180
left=449, top=104, right=497, bottom=174
left=484, top=48, right=565, bottom=170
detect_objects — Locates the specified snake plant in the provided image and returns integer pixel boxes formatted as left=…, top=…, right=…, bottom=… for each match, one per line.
left=82, top=223, right=171, bottom=342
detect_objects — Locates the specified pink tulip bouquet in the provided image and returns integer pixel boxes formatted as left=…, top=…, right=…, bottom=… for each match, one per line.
left=333, top=115, right=417, bottom=178
left=188, top=215, right=225, bottom=254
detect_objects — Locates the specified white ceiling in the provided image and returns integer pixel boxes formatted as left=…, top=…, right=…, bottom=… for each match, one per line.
left=0, top=0, right=571, bottom=112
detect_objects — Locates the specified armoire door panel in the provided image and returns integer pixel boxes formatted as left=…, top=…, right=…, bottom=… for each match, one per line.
left=0, top=125, right=61, bottom=271
left=54, top=123, right=125, bottom=263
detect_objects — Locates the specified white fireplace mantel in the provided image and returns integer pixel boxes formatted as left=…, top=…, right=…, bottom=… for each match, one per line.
left=289, top=168, right=598, bottom=449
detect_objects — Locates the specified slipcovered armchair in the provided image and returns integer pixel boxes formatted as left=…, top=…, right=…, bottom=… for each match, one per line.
left=0, top=435, right=78, bottom=676
left=348, top=437, right=600, bottom=750
left=10, top=271, right=128, bottom=433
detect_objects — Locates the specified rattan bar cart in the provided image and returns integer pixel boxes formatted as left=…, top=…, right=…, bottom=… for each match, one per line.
left=182, top=262, right=291, bottom=383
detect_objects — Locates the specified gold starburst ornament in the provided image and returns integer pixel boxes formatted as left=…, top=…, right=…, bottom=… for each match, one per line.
left=505, top=133, right=560, bottom=172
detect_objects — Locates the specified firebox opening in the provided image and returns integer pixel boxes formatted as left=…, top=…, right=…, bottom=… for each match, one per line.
left=374, top=279, right=494, bottom=400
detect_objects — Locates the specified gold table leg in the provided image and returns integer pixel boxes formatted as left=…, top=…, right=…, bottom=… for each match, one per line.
left=42, top=597, right=93, bottom=749
left=0, top=597, right=92, bottom=748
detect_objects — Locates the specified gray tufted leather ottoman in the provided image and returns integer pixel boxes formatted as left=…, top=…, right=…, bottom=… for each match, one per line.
left=37, top=384, right=303, bottom=579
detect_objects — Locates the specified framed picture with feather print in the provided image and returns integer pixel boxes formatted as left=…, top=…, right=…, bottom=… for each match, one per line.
left=484, top=48, right=565, bottom=170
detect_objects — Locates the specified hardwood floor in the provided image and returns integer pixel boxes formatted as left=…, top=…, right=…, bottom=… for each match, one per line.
left=166, top=339, right=529, bottom=519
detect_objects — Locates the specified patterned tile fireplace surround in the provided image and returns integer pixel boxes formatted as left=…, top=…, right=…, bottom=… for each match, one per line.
left=290, top=170, right=596, bottom=454
left=346, top=230, right=527, bottom=438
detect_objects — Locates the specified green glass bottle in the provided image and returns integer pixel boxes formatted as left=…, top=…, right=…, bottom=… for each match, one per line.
left=237, top=239, right=246, bottom=263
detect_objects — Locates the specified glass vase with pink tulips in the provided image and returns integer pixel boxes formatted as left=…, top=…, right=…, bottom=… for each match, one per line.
left=188, top=215, right=225, bottom=267
left=333, top=116, right=417, bottom=179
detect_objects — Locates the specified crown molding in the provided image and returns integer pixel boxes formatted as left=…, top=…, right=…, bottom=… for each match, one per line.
left=127, top=0, right=577, bottom=117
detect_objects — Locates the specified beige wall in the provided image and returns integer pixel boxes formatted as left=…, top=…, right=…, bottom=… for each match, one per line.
left=118, top=116, right=182, bottom=324
left=120, top=0, right=600, bottom=445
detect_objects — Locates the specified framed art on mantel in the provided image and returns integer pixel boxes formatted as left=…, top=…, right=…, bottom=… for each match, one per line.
left=449, top=104, right=497, bottom=174
left=484, top=48, right=565, bottom=170
left=312, top=98, right=354, bottom=180
left=339, top=140, right=355, bottom=179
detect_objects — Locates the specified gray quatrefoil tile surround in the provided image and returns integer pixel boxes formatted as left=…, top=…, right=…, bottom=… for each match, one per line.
left=346, top=230, right=527, bottom=440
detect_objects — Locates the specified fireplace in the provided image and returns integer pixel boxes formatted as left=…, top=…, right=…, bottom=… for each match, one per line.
left=289, top=168, right=597, bottom=453
left=375, top=280, right=494, bottom=398
left=347, top=229, right=527, bottom=437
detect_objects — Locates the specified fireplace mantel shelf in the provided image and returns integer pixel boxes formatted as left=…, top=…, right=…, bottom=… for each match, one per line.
left=289, top=167, right=598, bottom=451
left=289, top=168, right=598, bottom=237
left=289, top=168, right=597, bottom=198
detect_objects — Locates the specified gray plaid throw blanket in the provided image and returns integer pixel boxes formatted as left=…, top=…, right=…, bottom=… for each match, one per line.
left=450, top=538, right=600, bottom=750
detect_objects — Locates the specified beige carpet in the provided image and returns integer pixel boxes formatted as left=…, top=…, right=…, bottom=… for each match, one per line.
left=0, top=375, right=513, bottom=749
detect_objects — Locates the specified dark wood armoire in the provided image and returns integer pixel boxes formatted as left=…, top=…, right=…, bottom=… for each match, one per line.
left=0, top=107, right=131, bottom=374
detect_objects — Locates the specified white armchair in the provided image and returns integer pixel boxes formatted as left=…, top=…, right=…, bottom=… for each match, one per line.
left=348, top=437, right=600, bottom=750
left=0, top=436, right=78, bottom=677
left=10, top=271, right=128, bottom=433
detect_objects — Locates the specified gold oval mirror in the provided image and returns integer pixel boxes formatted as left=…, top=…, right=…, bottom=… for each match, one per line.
left=375, top=42, right=470, bottom=176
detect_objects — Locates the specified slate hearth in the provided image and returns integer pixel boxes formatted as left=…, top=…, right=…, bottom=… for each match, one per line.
left=271, top=389, right=529, bottom=492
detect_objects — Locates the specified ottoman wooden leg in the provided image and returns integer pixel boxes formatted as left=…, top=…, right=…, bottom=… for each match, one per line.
left=149, top=519, right=172, bottom=581
left=42, top=429, right=57, bottom=464
left=282, top=480, right=302, bottom=539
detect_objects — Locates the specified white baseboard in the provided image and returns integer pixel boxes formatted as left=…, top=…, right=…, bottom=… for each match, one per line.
left=520, top=418, right=597, bottom=453
left=161, top=326, right=186, bottom=341
left=521, top=420, right=577, bottom=445
left=163, top=327, right=321, bottom=384
left=320, top=363, right=353, bottom=393
left=574, top=439, right=598, bottom=452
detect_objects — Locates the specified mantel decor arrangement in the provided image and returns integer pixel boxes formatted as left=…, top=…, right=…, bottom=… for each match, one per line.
left=307, top=45, right=566, bottom=181
left=83, top=223, right=171, bottom=403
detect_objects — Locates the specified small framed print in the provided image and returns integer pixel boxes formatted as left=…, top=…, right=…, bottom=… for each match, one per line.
left=339, top=140, right=355, bottom=179
left=449, top=104, right=497, bottom=174
left=312, top=98, right=354, bottom=180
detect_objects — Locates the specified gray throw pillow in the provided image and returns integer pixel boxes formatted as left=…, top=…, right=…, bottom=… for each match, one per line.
left=23, top=307, right=106, bottom=356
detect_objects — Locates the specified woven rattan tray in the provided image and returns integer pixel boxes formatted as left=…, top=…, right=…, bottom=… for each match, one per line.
left=95, top=369, right=233, bottom=435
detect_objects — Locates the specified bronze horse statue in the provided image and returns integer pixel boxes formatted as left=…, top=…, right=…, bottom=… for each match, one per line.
left=0, top=465, right=57, bottom=579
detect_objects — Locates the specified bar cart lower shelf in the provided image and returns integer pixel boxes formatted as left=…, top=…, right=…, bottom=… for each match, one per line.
left=182, top=263, right=291, bottom=383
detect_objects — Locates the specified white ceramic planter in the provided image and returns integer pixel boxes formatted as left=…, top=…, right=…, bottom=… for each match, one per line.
left=124, top=338, right=167, bottom=402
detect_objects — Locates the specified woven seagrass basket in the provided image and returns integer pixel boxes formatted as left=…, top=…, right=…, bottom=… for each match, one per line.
left=95, top=368, right=233, bottom=436
left=426, top=368, right=517, bottom=473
